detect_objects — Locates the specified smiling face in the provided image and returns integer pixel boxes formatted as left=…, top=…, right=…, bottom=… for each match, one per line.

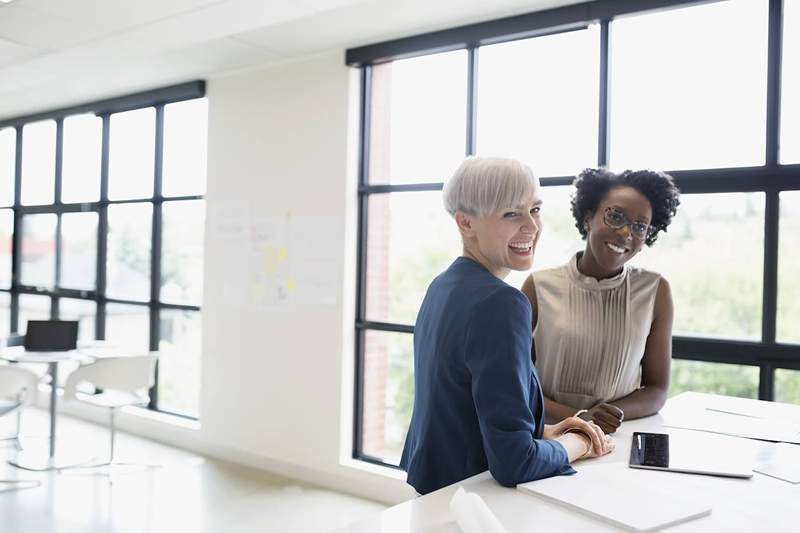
left=457, top=188, right=544, bottom=280
left=580, top=185, right=653, bottom=277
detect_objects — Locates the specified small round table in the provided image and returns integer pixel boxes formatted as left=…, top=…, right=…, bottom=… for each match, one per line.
left=1, top=347, right=95, bottom=471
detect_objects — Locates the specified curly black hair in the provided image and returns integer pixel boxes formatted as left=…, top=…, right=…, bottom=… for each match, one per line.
left=570, top=168, right=681, bottom=246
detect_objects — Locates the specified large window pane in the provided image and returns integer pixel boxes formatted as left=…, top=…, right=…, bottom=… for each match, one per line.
left=0, top=209, right=12, bottom=289
left=0, top=127, right=14, bottom=207
left=105, top=303, right=150, bottom=354
left=477, top=27, right=599, bottom=177
left=0, top=292, right=10, bottom=336
left=365, top=192, right=461, bottom=325
left=109, top=108, right=155, bottom=200
left=158, top=310, right=201, bottom=416
left=163, top=98, right=208, bottom=197
left=361, top=330, right=413, bottom=465
left=669, top=360, right=758, bottom=399
left=633, top=193, right=764, bottom=341
left=21, top=120, right=56, bottom=205
left=107, top=203, right=151, bottom=301
left=62, top=114, right=101, bottom=203
left=60, top=212, right=98, bottom=290
left=369, top=50, right=467, bottom=184
left=58, top=298, right=96, bottom=342
left=776, top=369, right=800, bottom=405
left=778, top=191, right=800, bottom=343
left=20, top=214, right=57, bottom=289
left=781, top=0, right=800, bottom=163
left=162, top=200, right=204, bottom=305
left=610, top=0, right=767, bottom=170
left=18, top=294, right=51, bottom=334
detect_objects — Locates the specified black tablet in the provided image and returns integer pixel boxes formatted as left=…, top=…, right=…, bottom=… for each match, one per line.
left=629, top=431, right=752, bottom=478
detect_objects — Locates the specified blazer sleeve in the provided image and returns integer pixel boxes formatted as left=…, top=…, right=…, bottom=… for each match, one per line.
left=464, top=286, right=574, bottom=487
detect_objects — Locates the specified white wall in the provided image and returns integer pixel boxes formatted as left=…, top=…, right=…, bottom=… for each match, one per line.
left=198, top=51, right=411, bottom=502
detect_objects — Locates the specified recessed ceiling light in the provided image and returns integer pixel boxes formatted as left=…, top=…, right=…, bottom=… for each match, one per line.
left=0, top=0, right=17, bottom=4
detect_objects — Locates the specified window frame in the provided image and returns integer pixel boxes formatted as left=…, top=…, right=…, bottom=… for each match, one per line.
left=349, top=0, right=800, bottom=467
left=0, top=81, right=205, bottom=420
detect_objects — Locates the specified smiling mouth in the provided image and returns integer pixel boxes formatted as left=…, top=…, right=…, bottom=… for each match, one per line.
left=605, top=242, right=629, bottom=254
left=509, top=242, right=533, bottom=255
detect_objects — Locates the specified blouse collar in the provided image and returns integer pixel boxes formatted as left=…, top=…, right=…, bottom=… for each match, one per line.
left=567, top=252, right=628, bottom=291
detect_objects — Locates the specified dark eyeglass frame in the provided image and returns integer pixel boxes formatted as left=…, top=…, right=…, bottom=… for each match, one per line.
left=602, top=207, right=654, bottom=240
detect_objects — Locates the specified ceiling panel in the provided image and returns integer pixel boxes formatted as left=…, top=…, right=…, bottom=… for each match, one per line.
left=0, top=37, right=43, bottom=68
left=0, top=3, right=107, bottom=48
left=16, top=0, right=223, bottom=34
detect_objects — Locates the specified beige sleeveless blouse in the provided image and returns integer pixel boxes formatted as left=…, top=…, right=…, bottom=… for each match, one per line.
left=532, top=253, right=661, bottom=410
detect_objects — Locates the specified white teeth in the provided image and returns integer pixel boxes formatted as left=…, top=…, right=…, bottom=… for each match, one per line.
left=606, top=242, right=626, bottom=254
left=509, top=242, right=532, bottom=250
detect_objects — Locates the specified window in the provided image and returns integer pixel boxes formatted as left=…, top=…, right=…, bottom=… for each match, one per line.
left=610, top=0, right=768, bottom=170
left=778, top=191, right=800, bottom=344
left=368, top=51, right=467, bottom=184
left=782, top=0, right=800, bottom=163
left=350, top=0, right=800, bottom=467
left=0, top=82, right=207, bottom=419
left=477, top=27, right=599, bottom=177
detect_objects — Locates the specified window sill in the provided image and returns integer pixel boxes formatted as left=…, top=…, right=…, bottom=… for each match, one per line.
left=124, top=404, right=202, bottom=430
left=340, top=456, right=407, bottom=482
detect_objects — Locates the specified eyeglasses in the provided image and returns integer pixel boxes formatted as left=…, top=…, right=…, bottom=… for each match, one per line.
left=603, top=207, right=653, bottom=240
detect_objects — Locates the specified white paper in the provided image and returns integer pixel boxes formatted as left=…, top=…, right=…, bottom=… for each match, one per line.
left=449, top=486, right=508, bottom=533
left=754, top=442, right=800, bottom=483
left=518, top=464, right=712, bottom=532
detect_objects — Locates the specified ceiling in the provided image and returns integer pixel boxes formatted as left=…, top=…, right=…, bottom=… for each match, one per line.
left=0, top=0, right=586, bottom=120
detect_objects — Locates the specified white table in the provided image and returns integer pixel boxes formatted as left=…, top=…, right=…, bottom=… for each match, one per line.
left=336, top=393, right=800, bottom=532
left=1, top=347, right=96, bottom=471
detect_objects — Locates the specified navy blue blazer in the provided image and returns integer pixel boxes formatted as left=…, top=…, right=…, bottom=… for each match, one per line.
left=400, top=257, right=573, bottom=495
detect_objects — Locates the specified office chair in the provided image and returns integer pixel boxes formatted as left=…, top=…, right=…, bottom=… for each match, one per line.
left=63, top=354, right=158, bottom=472
left=0, top=365, right=42, bottom=491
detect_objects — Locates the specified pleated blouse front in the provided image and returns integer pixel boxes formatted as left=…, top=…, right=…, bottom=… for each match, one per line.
left=532, top=254, right=661, bottom=410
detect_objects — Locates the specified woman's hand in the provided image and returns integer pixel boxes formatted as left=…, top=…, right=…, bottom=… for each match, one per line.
left=544, top=416, right=606, bottom=455
left=579, top=403, right=624, bottom=434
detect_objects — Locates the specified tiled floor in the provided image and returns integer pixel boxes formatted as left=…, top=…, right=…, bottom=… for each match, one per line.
left=0, top=408, right=386, bottom=533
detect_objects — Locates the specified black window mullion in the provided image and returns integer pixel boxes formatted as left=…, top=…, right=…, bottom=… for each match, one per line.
left=96, top=114, right=110, bottom=340
left=765, top=0, right=783, bottom=167
left=762, top=191, right=779, bottom=346
left=597, top=19, right=611, bottom=167
left=354, top=65, right=372, bottom=460
left=465, top=46, right=479, bottom=156
left=760, top=365, right=775, bottom=401
left=149, top=105, right=165, bottom=410
left=10, top=126, right=22, bottom=333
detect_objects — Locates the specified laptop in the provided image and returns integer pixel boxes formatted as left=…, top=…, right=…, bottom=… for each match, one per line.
left=629, top=431, right=753, bottom=479
left=23, top=320, right=79, bottom=352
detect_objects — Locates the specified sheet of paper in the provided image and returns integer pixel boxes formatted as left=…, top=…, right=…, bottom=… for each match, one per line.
left=662, top=409, right=800, bottom=444
left=518, top=464, right=712, bottom=532
left=754, top=442, right=800, bottom=483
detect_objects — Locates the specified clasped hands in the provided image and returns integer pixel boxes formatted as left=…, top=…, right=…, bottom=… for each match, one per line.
left=544, top=415, right=615, bottom=458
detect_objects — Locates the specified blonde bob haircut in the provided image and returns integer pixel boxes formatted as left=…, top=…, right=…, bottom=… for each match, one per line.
left=443, top=156, right=538, bottom=217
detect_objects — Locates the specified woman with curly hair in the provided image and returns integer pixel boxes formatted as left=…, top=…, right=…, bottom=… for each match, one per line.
left=521, top=168, right=680, bottom=434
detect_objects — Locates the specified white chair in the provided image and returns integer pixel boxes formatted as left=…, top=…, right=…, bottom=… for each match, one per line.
left=63, top=354, right=157, bottom=468
left=0, top=365, right=39, bottom=448
left=0, top=365, right=42, bottom=490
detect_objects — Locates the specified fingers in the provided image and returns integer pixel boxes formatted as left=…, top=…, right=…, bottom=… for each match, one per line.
left=592, top=412, right=621, bottom=433
left=582, top=419, right=605, bottom=454
left=598, top=403, right=625, bottom=421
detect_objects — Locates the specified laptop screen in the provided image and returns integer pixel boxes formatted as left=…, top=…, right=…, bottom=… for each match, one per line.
left=24, top=320, right=79, bottom=352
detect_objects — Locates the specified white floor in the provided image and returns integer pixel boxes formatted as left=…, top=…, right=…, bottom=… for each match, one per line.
left=0, top=408, right=386, bottom=533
